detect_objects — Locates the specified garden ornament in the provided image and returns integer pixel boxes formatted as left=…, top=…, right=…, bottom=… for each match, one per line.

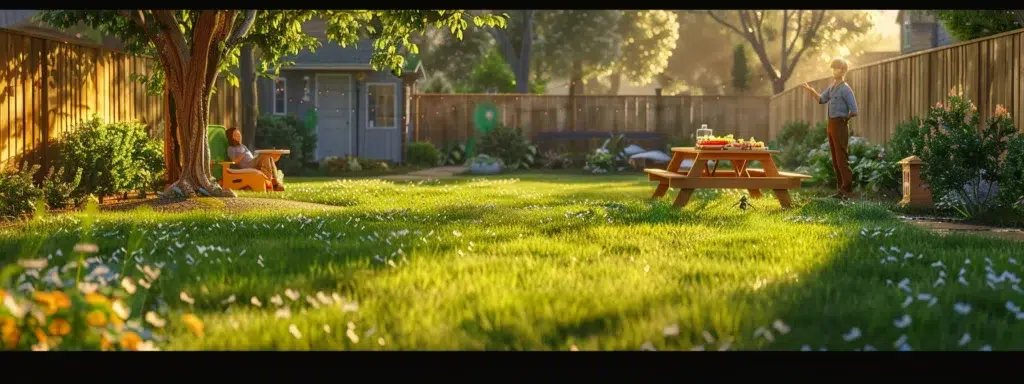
left=466, top=102, right=500, bottom=160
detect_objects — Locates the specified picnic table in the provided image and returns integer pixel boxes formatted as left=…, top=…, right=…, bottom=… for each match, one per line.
left=644, top=147, right=811, bottom=209
left=254, top=149, right=291, bottom=162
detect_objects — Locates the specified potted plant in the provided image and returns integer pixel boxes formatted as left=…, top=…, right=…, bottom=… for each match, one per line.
left=469, top=154, right=504, bottom=174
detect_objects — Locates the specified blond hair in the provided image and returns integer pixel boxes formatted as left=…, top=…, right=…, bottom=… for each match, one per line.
left=830, top=57, right=849, bottom=71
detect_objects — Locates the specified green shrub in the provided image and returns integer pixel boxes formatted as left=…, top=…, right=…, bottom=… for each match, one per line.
left=1001, top=134, right=1024, bottom=211
left=59, top=116, right=148, bottom=203
left=541, top=149, right=574, bottom=169
left=803, top=136, right=884, bottom=191
left=0, top=163, right=43, bottom=218
left=919, top=88, right=1017, bottom=218
left=405, top=142, right=442, bottom=167
left=357, top=157, right=390, bottom=171
left=584, top=148, right=616, bottom=174
left=771, top=120, right=827, bottom=171
left=135, top=138, right=165, bottom=196
left=440, top=142, right=467, bottom=165
left=255, top=115, right=317, bottom=170
left=859, top=117, right=928, bottom=195
left=478, top=124, right=531, bottom=169
left=42, top=166, right=82, bottom=210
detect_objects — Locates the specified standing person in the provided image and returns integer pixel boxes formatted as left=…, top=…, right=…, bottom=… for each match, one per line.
left=800, top=58, right=859, bottom=199
left=225, top=127, right=285, bottom=191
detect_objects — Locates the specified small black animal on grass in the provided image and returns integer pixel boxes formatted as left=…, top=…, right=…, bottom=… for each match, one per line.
left=732, top=195, right=753, bottom=211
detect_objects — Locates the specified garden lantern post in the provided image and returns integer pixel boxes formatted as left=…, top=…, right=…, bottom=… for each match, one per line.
left=898, top=155, right=933, bottom=209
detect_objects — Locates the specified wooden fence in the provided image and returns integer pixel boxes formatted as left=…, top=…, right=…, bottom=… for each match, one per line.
left=412, top=94, right=771, bottom=147
left=0, top=28, right=241, bottom=170
left=770, top=28, right=1024, bottom=145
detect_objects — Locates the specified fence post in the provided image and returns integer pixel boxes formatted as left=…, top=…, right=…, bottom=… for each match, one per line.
left=654, top=88, right=663, bottom=134
left=40, top=39, right=50, bottom=178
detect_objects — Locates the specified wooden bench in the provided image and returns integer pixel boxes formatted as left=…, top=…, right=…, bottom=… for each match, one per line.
left=644, top=147, right=811, bottom=208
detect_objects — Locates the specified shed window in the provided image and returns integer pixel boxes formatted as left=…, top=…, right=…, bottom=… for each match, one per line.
left=273, top=78, right=287, bottom=115
left=367, top=83, right=396, bottom=129
left=901, top=20, right=912, bottom=52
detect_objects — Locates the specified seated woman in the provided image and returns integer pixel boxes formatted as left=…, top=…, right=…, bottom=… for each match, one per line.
left=225, top=127, right=285, bottom=191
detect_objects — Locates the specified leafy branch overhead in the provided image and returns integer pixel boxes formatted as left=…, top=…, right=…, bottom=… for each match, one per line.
left=35, top=10, right=508, bottom=95
left=706, top=10, right=834, bottom=94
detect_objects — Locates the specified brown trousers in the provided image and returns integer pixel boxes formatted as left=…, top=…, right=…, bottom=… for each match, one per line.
left=826, top=117, right=854, bottom=195
left=254, top=155, right=280, bottom=184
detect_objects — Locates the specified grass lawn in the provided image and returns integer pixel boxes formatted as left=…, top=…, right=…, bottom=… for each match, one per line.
left=2, top=172, right=1022, bottom=351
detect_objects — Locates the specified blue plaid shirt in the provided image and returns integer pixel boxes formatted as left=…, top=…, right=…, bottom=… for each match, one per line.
left=819, top=82, right=859, bottom=119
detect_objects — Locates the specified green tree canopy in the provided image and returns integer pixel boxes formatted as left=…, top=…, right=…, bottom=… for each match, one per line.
left=933, top=10, right=1021, bottom=41
left=36, top=10, right=506, bottom=197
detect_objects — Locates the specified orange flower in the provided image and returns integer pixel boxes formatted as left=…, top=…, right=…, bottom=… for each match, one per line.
left=995, top=104, right=1010, bottom=118
left=51, top=292, right=71, bottom=310
left=48, top=319, right=71, bottom=336
left=32, top=292, right=59, bottom=316
left=181, top=314, right=205, bottom=337
left=0, top=289, right=6, bottom=301
left=85, top=293, right=109, bottom=307
left=33, top=328, right=47, bottom=344
left=1, top=321, right=19, bottom=349
left=100, top=333, right=113, bottom=351
left=86, top=310, right=107, bottom=327
left=119, top=331, right=143, bottom=351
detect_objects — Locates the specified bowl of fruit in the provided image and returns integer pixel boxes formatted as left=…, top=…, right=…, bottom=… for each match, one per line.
left=697, top=134, right=734, bottom=150
left=725, top=137, right=767, bottom=150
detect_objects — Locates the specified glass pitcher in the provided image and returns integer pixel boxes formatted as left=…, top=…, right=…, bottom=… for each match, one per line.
left=696, top=124, right=712, bottom=141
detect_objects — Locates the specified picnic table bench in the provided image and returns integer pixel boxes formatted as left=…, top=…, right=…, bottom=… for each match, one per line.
left=645, top=147, right=811, bottom=208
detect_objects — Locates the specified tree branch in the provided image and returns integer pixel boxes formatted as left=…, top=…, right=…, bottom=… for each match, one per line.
left=226, top=10, right=257, bottom=48
left=782, top=10, right=826, bottom=81
left=785, top=11, right=805, bottom=62
left=706, top=11, right=746, bottom=37
left=153, top=10, right=191, bottom=63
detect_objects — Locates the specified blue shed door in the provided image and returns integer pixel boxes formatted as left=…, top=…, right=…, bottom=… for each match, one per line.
left=315, top=74, right=353, bottom=159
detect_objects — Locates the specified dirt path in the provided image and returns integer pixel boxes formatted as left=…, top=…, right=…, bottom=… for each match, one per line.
left=900, top=215, right=1024, bottom=242
left=377, top=166, right=468, bottom=182
left=99, top=196, right=344, bottom=214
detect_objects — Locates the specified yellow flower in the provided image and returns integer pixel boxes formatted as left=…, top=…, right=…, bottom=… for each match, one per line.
left=119, top=331, right=143, bottom=351
left=86, top=310, right=107, bottom=327
left=0, top=289, right=6, bottom=301
left=48, top=319, right=71, bottom=336
left=181, top=314, right=205, bottom=337
left=85, top=293, right=109, bottom=307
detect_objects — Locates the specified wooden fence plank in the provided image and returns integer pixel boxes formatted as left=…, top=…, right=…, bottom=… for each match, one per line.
left=0, top=29, right=242, bottom=170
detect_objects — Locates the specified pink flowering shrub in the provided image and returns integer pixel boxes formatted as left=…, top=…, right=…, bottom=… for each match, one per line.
left=919, top=86, right=1017, bottom=217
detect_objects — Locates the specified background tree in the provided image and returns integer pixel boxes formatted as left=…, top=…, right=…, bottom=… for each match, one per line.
left=479, top=10, right=535, bottom=94
left=607, top=10, right=679, bottom=95
left=534, top=10, right=621, bottom=97
left=413, top=27, right=494, bottom=87
left=934, top=10, right=1021, bottom=41
left=731, top=44, right=751, bottom=94
left=38, top=10, right=505, bottom=197
left=706, top=10, right=872, bottom=94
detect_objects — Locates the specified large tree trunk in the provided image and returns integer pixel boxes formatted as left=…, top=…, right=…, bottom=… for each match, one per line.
left=239, top=44, right=258, bottom=148
left=163, top=90, right=182, bottom=186
left=160, top=10, right=236, bottom=198
left=514, top=10, right=534, bottom=94
left=771, top=78, right=785, bottom=95
left=569, top=59, right=584, bottom=97
left=609, top=73, right=622, bottom=95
